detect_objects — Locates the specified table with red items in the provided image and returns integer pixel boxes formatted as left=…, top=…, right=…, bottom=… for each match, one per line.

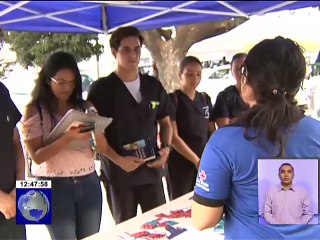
left=84, top=192, right=224, bottom=240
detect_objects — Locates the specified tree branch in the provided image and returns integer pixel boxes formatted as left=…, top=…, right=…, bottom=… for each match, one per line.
left=157, top=28, right=172, bottom=41
left=175, top=17, right=248, bottom=52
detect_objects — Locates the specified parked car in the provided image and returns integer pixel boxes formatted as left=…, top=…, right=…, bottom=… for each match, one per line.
left=81, top=74, right=94, bottom=92
left=197, top=64, right=235, bottom=104
left=303, top=75, right=320, bottom=119
left=197, top=64, right=316, bottom=113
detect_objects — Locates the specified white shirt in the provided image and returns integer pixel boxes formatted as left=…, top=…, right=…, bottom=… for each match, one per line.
left=122, top=75, right=142, bottom=103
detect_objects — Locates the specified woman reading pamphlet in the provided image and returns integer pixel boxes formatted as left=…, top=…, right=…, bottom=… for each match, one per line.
left=21, top=51, right=108, bottom=240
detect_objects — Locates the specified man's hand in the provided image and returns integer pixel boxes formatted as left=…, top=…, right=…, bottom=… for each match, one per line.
left=117, top=156, right=145, bottom=172
left=147, top=147, right=170, bottom=168
left=0, top=191, right=16, bottom=219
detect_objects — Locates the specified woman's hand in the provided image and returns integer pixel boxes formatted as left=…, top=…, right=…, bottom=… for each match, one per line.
left=64, top=126, right=92, bottom=142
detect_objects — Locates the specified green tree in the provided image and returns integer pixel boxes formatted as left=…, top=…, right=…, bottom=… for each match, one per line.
left=3, top=31, right=103, bottom=68
left=0, top=28, right=7, bottom=79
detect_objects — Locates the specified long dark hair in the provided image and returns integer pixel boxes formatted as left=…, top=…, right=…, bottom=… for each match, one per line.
left=29, top=51, right=84, bottom=117
left=239, top=36, right=306, bottom=156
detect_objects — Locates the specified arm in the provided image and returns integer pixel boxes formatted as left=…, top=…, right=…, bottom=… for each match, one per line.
left=159, top=116, right=172, bottom=146
left=102, top=134, right=145, bottom=172
left=13, top=128, right=25, bottom=181
left=208, top=121, right=216, bottom=136
left=24, top=130, right=83, bottom=165
left=147, top=116, right=172, bottom=168
left=263, top=190, right=275, bottom=224
left=0, top=129, right=23, bottom=219
left=301, top=190, right=313, bottom=224
left=192, top=135, right=231, bottom=231
left=171, top=120, right=200, bottom=168
left=212, top=92, right=231, bottom=128
left=215, top=118, right=231, bottom=128
left=9, top=128, right=25, bottom=200
left=23, top=105, right=91, bottom=164
left=84, top=100, right=108, bottom=156
left=192, top=202, right=224, bottom=230
left=206, top=94, right=216, bottom=135
left=94, top=131, right=107, bottom=155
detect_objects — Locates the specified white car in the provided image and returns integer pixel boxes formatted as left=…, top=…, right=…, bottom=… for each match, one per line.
left=303, top=75, right=320, bottom=119
left=197, top=64, right=235, bottom=104
left=197, top=64, right=317, bottom=114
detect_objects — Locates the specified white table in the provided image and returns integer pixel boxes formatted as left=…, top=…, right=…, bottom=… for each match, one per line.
left=84, top=192, right=224, bottom=240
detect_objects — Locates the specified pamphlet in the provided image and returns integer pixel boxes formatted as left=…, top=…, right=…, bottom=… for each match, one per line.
left=44, top=109, right=112, bottom=145
left=122, top=138, right=157, bottom=162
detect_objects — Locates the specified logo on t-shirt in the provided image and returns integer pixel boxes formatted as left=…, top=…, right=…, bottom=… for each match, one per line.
left=196, top=170, right=210, bottom=192
left=202, top=106, right=209, bottom=119
left=199, top=170, right=207, bottom=181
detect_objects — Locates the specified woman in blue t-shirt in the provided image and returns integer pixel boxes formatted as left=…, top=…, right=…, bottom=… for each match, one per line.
left=192, top=37, right=320, bottom=239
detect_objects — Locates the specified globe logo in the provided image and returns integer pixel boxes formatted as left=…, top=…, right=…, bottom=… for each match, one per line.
left=17, top=190, right=50, bottom=222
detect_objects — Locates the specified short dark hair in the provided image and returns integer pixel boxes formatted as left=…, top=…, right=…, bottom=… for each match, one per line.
left=231, top=53, right=247, bottom=66
left=239, top=36, right=306, bottom=156
left=179, top=56, right=202, bottom=74
left=109, top=26, right=144, bottom=50
left=278, top=163, right=294, bottom=173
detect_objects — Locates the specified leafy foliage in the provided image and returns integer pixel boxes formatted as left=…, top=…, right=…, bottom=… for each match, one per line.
left=3, top=31, right=103, bottom=68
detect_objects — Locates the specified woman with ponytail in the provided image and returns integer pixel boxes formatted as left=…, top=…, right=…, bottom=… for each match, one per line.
left=192, top=36, right=320, bottom=239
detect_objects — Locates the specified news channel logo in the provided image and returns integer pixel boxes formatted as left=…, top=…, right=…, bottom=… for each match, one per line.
left=16, top=180, right=52, bottom=224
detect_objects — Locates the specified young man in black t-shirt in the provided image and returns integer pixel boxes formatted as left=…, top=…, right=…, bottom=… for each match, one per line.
left=0, top=82, right=26, bottom=239
left=87, top=26, right=172, bottom=224
left=212, top=53, right=249, bottom=127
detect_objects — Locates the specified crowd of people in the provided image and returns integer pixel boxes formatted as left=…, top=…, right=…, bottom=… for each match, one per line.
left=0, top=25, right=319, bottom=240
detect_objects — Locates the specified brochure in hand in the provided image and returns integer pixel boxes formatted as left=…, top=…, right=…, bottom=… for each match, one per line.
left=122, top=138, right=157, bottom=162
left=44, top=109, right=112, bottom=145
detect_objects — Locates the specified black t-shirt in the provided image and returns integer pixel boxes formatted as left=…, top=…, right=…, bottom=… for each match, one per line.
left=168, top=90, right=214, bottom=170
left=212, top=85, right=249, bottom=120
left=0, top=82, right=22, bottom=193
left=87, top=72, right=171, bottom=186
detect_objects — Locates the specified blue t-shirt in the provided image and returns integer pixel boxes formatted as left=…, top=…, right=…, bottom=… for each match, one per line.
left=194, top=116, right=320, bottom=239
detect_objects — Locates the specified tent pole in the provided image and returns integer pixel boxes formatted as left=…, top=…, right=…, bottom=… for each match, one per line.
left=102, top=3, right=108, bottom=34
left=217, top=1, right=249, bottom=18
left=0, top=2, right=103, bottom=33
left=253, top=1, right=297, bottom=16
left=101, top=3, right=243, bottom=17
left=173, top=8, right=243, bottom=17
left=0, top=1, right=29, bottom=17
left=98, top=3, right=110, bottom=78
left=108, top=1, right=197, bottom=32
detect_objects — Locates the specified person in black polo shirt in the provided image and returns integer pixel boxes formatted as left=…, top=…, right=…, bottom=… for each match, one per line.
left=212, top=53, right=249, bottom=127
left=0, top=82, right=26, bottom=239
left=168, top=56, right=216, bottom=200
left=87, top=26, right=172, bottom=224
